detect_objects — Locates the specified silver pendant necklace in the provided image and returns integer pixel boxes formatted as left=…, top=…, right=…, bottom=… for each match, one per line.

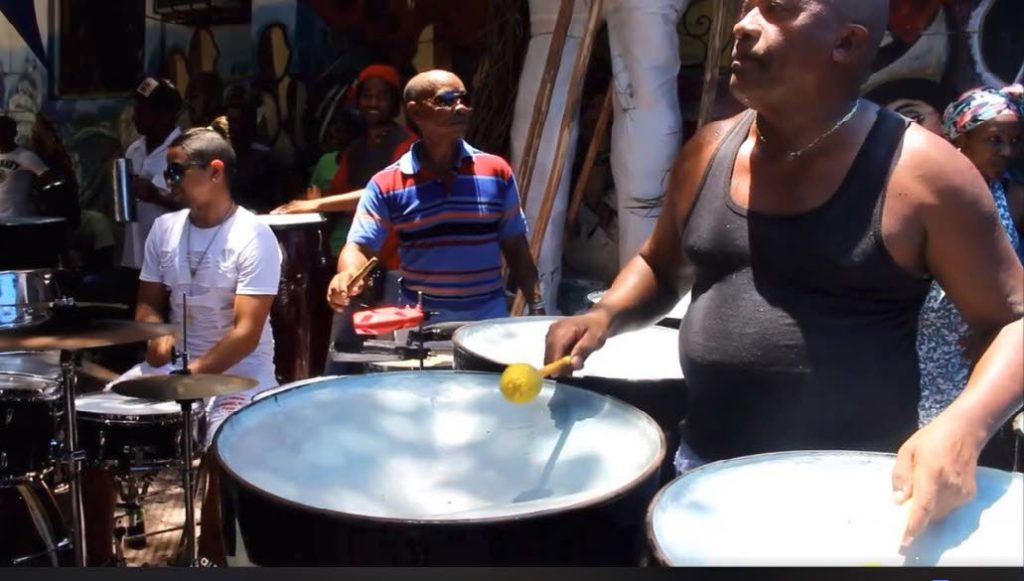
left=756, top=100, right=861, bottom=161
left=184, top=203, right=237, bottom=322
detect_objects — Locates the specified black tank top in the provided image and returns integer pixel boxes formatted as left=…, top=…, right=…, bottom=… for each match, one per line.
left=679, top=108, right=930, bottom=461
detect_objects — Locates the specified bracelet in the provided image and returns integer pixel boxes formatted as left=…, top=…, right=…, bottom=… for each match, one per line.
left=529, top=300, right=545, bottom=312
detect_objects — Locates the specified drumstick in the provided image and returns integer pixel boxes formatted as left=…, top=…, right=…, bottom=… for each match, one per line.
left=346, top=257, right=379, bottom=293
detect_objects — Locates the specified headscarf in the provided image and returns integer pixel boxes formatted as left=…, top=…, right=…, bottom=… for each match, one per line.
left=941, top=85, right=1023, bottom=141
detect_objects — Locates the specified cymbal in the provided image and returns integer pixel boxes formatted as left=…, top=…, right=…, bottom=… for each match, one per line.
left=0, top=320, right=178, bottom=353
left=113, top=374, right=258, bottom=402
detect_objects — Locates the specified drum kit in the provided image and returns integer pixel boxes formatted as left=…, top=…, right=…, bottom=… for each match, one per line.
left=0, top=268, right=259, bottom=567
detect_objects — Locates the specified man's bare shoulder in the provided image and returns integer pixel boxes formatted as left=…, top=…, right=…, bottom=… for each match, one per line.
left=669, top=112, right=748, bottom=189
left=893, top=122, right=991, bottom=209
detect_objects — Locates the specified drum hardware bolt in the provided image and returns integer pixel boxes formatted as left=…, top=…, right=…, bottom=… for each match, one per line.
left=4, top=408, right=12, bottom=425
left=0, top=451, right=6, bottom=470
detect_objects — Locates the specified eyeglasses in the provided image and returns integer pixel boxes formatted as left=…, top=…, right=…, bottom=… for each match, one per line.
left=163, top=162, right=208, bottom=186
left=428, top=90, right=472, bottom=109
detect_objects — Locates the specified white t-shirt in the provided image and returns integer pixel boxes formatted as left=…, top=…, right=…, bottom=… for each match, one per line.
left=140, top=206, right=282, bottom=384
left=121, top=127, right=182, bottom=269
left=0, top=147, right=48, bottom=216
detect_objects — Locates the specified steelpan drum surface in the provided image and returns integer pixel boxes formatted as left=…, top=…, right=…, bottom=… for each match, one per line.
left=452, top=317, right=682, bottom=382
left=214, top=371, right=665, bottom=565
left=587, top=290, right=691, bottom=326
left=452, top=317, right=685, bottom=484
left=648, top=451, right=1024, bottom=567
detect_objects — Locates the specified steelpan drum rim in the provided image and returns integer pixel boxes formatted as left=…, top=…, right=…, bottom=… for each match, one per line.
left=451, top=316, right=682, bottom=383
left=643, top=449, right=1024, bottom=567
left=213, top=370, right=667, bottom=527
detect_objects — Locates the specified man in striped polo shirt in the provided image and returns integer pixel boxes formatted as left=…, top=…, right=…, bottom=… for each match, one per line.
left=328, top=70, right=544, bottom=323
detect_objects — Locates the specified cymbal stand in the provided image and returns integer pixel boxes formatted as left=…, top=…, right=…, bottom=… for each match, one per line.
left=171, top=292, right=199, bottom=566
left=56, top=348, right=87, bottom=566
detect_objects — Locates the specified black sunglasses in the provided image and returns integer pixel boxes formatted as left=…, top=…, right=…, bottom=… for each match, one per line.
left=163, top=162, right=208, bottom=185
left=429, top=90, right=472, bottom=109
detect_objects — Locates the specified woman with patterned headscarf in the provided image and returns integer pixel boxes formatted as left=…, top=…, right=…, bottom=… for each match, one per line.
left=917, top=85, right=1024, bottom=427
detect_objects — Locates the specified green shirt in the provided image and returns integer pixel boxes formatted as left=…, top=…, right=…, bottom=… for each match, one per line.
left=309, top=151, right=340, bottom=192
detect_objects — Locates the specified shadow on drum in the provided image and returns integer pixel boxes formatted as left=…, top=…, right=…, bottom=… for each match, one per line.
left=899, top=468, right=1014, bottom=566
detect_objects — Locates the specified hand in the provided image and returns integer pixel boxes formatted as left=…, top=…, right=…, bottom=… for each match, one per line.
left=327, top=270, right=366, bottom=311
left=145, top=335, right=176, bottom=368
left=891, top=412, right=985, bottom=549
left=305, top=185, right=323, bottom=200
left=271, top=198, right=319, bottom=214
left=543, top=310, right=612, bottom=375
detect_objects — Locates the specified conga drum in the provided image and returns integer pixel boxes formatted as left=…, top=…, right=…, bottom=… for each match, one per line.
left=258, top=214, right=334, bottom=383
left=647, top=451, right=1024, bottom=566
left=586, top=290, right=692, bottom=329
left=452, top=317, right=686, bottom=483
left=214, top=371, right=665, bottom=565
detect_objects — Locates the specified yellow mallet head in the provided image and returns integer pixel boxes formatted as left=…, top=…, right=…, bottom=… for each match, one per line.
left=500, top=363, right=543, bottom=404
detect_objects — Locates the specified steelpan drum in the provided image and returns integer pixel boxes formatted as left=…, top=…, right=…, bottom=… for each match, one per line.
left=453, top=317, right=685, bottom=482
left=214, top=371, right=665, bottom=565
left=647, top=451, right=1024, bottom=567
left=586, top=290, right=691, bottom=328
left=0, top=270, right=60, bottom=331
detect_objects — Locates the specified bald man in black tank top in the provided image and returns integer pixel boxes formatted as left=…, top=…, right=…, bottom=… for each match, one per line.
left=547, top=0, right=1023, bottom=548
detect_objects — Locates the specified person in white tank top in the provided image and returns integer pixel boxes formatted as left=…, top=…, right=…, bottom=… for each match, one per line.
left=82, top=117, right=282, bottom=566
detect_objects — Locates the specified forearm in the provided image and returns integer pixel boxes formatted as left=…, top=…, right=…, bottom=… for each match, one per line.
left=188, top=327, right=261, bottom=375
left=599, top=254, right=690, bottom=336
left=337, top=242, right=375, bottom=273
left=945, top=318, right=1024, bottom=445
left=501, top=238, right=543, bottom=307
left=315, top=190, right=365, bottom=213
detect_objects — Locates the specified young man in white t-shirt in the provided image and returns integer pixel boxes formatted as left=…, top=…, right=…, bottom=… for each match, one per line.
left=82, top=118, right=282, bottom=566
left=0, top=115, right=48, bottom=216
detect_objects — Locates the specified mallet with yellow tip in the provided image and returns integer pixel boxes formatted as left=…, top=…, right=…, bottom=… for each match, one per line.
left=499, top=356, right=575, bottom=403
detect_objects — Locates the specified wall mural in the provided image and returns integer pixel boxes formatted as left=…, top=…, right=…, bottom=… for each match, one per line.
left=0, top=0, right=1017, bottom=225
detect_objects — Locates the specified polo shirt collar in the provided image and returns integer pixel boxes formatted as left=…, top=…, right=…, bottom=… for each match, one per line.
left=398, top=139, right=475, bottom=176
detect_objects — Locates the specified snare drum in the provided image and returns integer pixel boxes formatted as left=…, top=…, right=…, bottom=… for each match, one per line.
left=258, top=213, right=334, bottom=383
left=586, top=290, right=692, bottom=328
left=0, top=372, right=62, bottom=481
left=647, top=451, right=1024, bottom=566
left=76, top=392, right=205, bottom=472
left=453, top=317, right=686, bottom=482
left=215, top=371, right=665, bottom=565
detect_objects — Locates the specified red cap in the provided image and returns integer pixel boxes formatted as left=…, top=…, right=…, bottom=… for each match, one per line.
left=357, top=64, right=401, bottom=90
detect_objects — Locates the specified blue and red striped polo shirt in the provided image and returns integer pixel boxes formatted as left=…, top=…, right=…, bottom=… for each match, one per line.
left=347, top=140, right=529, bottom=321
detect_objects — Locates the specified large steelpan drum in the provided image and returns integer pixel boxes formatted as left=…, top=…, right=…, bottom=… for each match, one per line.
left=214, top=371, right=665, bottom=565
left=258, top=213, right=333, bottom=383
left=586, top=290, right=691, bottom=328
left=0, top=270, right=60, bottom=331
left=647, top=451, right=1024, bottom=567
left=453, top=317, right=685, bottom=482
